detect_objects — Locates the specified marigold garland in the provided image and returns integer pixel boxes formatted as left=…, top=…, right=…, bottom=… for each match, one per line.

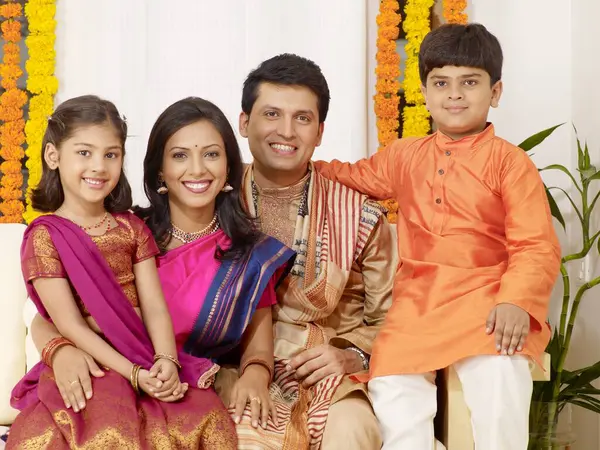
left=401, top=0, right=435, bottom=139
left=23, top=0, right=58, bottom=223
left=443, top=0, right=468, bottom=24
left=374, top=0, right=401, bottom=223
left=0, top=2, right=26, bottom=223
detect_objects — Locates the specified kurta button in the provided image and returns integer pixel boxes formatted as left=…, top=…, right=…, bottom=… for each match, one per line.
left=445, top=151, right=451, bottom=156
left=438, top=169, right=444, bottom=175
left=435, top=198, right=442, bottom=204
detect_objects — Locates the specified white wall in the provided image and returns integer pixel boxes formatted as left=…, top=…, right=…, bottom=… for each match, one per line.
left=472, top=1, right=600, bottom=448
left=55, top=0, right=369, bottom=205
left=568, top=2, right=600, bottom=448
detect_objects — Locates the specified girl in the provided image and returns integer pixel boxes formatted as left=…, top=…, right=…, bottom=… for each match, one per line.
left=8, top=95, right=237, bottom=449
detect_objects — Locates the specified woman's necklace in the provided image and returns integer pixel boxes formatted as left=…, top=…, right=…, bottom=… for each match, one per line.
left=169, top=214, right=219, bottom=244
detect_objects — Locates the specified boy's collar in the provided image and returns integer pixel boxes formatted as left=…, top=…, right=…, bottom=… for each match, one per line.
left=434, top=122, right=495, bottom=151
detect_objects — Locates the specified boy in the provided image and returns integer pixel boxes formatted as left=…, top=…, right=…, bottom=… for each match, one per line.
left=314, top=23, right=561, bottom=449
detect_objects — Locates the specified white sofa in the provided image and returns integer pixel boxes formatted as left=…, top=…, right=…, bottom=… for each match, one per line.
left=0, top=223, right=549, bottom=450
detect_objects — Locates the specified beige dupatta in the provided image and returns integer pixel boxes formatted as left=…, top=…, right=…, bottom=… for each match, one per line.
left=233, top=165, right=384, bottom=450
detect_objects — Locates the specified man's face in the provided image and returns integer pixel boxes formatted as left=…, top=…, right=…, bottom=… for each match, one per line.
left=239, top=82, right=324, bottom=178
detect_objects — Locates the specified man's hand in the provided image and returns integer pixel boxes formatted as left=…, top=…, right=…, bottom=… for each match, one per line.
left=486, top=303, right=530, bottom=355
left=286, top=344, right=364, bottom=388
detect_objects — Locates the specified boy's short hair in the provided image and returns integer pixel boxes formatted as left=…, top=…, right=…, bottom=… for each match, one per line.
left=419, top=23, right=503, bottom=85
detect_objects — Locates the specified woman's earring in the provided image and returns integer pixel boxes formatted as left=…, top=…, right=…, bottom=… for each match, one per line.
left=221, top=183, right=233, bottom=192
left=157, top=181, right=168, bottom=194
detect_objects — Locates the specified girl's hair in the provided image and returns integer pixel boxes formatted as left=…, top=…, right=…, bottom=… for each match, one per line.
left=31, top=95, right=133, bottom=213
left=135, top=97, right=261, bottom=260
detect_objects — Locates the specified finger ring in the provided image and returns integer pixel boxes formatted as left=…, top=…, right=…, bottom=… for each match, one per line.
left=250, top=397, right=261, bottom=405
left=69, top=380, right=79, bottom=386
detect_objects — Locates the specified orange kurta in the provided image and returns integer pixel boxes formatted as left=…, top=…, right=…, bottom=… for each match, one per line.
left=313, top=124, right=561, bottom=378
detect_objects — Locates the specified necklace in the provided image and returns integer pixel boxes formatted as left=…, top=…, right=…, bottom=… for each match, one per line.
left=57, top=210, right=111, bottom=233
left=169, top=215, right=219, bottom=244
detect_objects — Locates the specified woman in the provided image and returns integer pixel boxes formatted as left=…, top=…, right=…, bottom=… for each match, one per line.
left=24, top=97, right=295, bottom=447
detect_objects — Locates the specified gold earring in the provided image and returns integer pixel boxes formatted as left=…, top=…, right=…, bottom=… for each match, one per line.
left=221, top=183, right=233, bottom=192
left=157, top=181, right=168, bottom=194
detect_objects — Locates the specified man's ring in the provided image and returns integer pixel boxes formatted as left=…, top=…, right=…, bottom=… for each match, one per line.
left=250, top=397, right=261, bottom=405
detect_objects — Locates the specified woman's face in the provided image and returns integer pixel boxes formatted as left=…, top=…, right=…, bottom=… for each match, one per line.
left=160, top=120, right=228, bottom=216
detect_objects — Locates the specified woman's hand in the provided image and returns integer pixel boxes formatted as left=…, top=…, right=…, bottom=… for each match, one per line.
left=52, top=345, right=105, bottom=412
left=230, top=364, right=277, bottom=429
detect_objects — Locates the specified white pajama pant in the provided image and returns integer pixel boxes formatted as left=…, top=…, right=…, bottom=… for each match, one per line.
left=368, top=355, right=533, bottom=450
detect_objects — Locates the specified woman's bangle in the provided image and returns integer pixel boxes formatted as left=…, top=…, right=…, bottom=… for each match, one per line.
left=130, top=364, right=141, bottom=394
left=41, top=337, right=73, bottom=368
left=153, top=353, right=182, bottom=370
left=240, top=357, right=274, bottom=382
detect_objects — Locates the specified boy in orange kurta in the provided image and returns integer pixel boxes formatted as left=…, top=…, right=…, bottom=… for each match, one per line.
left=314, top=23, right=561, bottom=449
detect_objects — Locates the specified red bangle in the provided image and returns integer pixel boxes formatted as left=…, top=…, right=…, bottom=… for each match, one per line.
left=41, top=337, right=73, bottom=368
left=239, top=357, right=274, bottom=381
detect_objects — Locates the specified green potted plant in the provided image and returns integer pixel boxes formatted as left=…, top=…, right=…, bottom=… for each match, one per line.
left=519, top=124, right=600, bottom=450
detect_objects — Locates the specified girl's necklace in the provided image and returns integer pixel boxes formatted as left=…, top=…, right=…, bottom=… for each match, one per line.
left=56, top=209, right=112, bottom=234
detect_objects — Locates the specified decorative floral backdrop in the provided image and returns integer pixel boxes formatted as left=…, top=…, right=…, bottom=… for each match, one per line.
left=375, top=0, right=468, bottom=223
left=0, top=1, right=469, bottom=225
left=0, top=0, right=56, bottom=224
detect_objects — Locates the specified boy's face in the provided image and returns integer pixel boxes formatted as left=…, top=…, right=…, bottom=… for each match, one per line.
left=421, top=66, right=502, bottom=140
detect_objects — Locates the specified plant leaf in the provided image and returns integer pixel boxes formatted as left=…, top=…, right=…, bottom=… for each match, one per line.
left=545, top=186, right=566, bottom=229
left=570, top=398, right=600, bottom=415
left=518, top=123, right=564, bottom=152
left=540, top=164, right=583, bottom=194
left=548, top=187, right=583, bottom=225
left=586, top=170, right=600, bottom=183
left=563, top=361, right=600, bottom=391
left=584, top=142, right=591, bottom=169
left=576, top=135, right=585, bottom=171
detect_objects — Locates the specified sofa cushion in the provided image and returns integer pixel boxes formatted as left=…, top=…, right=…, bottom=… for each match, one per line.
left=0, top=224, right=27, bottom=425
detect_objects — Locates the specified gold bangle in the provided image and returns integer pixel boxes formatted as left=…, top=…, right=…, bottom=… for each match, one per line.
left=153, top=353, right=182, bottom=370
left=130, top=364, right=141, bottom=395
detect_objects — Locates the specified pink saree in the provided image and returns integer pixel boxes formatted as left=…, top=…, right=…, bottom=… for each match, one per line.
left=157, top=229, right=295, bottom=362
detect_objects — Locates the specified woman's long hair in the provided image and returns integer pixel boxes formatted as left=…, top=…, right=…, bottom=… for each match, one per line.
left=135, top=97, right=260, bottom=260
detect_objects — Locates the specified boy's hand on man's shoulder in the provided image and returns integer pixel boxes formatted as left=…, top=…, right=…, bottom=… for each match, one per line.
left=485, top=303, right=530, bottom=356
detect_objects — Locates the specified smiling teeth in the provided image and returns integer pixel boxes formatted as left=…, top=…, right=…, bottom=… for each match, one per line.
left=84, top=178, right=104, bottom=185
left=271, top=144, right=295, bottom=152
left=185, top=182, right=209, bottom=189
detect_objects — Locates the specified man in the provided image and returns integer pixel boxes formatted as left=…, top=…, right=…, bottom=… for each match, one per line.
left=222, top=53, right=395, bottom=449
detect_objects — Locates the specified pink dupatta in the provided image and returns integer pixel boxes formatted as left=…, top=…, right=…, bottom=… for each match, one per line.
left=11, top=214, right=217, bottom=410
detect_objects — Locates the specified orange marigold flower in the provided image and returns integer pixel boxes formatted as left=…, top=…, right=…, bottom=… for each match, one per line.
left=0, top=187, right=22, bottom=201
left=0, top=3, right=23, bottom=19
left=0, top=63, right=22, bottom=80
left=1, top=88, right=28, bottom=107
left=0, top=145, right=24, bottom=161
left=443, top=0, right=468, bottom=24
left=1, top=19, right=21, bottom=42
left=1, top=173, right=24, bottom=190
left=1, top=160, right=22, bottom=174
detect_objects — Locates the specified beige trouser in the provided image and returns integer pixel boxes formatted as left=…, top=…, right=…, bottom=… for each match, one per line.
left=321, top=392, right=382, bottom=450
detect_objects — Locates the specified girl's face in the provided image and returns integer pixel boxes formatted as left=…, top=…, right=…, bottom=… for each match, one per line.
left=161, top=120, right=228, bottom=216
left=44, top=123, right=124, bottom=209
